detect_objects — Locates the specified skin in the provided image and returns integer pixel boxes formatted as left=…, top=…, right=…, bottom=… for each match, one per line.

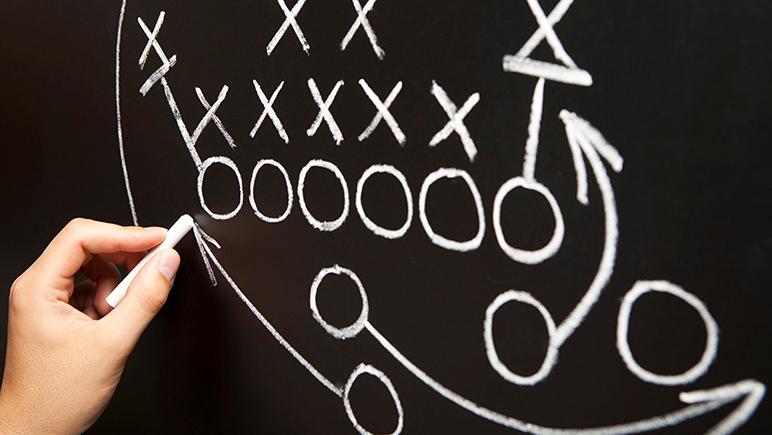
left=0, top=218, right=181, bottom=434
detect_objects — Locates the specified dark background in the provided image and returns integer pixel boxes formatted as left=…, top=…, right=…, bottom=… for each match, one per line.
left=0, top=0, right=770, bottom=433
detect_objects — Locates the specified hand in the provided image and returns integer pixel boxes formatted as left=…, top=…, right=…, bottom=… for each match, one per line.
left=0, top=218, right=180, bottom=434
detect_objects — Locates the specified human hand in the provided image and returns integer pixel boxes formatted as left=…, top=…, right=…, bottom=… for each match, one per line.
left=0, top=218, right=180, bottom=434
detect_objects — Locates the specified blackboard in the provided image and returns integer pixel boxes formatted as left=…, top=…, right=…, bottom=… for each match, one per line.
left=1, top=0, right=770, bottom=433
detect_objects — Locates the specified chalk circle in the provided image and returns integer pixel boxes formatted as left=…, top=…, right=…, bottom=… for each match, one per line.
left=493, top=177, right=564, bottom=265
left=249, top=159, right=293, bottom=223
left=616, top=280, right=719, bottom=386
left=197, top=156, right=244, bottom=221
left=484, top=290, right=558, bottom=386
left=419, top=168, right=485, bottom=252
left=356, top=164, right=413, bottom=239
left=343, top=363, right=404, bottom=435
left=310, top=265, right=369, bottom=340
left=298, top=159, right=350, bottom=232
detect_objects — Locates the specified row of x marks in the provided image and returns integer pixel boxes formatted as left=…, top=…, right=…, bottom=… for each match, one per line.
left=192, top=79, right=481, bottom=162
left=268, top=0, right=385, bottom=59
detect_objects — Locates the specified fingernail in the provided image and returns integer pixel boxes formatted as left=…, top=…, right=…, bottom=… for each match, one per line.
left=157, top=250, right=180, bottom=282
left=145, top=226, right=167, bottom=236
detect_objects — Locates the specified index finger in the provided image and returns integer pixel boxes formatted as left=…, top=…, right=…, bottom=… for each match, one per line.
left=31, top=218, right=167, bottom=283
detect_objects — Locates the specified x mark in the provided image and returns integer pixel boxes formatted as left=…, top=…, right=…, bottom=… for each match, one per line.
left=267, top=0, right=310, bottom=55
left=358, top=79, right=404, bottom=145
left=196, top=87, right=236, bottom=149
left=251, top=80, right=289, bottom=144
left=340, top=0, right=385, bottom=59
left=138, top=12, right=177, bottom=96
left=429, top=81, right=480, bottom=162
left=502, top=0, right=592, bottom=86
left=307, top=79, right=344, bottom=145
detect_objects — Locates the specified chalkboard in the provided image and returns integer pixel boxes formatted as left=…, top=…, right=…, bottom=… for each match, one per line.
left=1, top=0, right=770, bottom=433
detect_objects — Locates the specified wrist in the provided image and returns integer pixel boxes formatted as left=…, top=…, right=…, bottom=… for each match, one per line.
left=0, top=385, right=36, bottom=435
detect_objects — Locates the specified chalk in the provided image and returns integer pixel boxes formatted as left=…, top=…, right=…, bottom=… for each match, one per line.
left=105, top=214, right=195, bottom=307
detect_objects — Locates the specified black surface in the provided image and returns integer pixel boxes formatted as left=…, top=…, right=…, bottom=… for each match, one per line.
left=0, top=1, right=770, bottom=433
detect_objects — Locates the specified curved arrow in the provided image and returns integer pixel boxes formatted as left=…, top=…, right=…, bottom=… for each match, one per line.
left=554, top=109, right=623, bottom=346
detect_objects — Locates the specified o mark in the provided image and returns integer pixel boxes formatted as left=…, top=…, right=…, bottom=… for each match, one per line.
left=493, top=177, right=564, bottom=264
left=309, top=265, right=369, bottom=340
left=343, top=363, right=404, bottom=435
left=419, top=168, right=485, bottom=252
left=197, top=156, right=244, bottom=221
left=484, top=290, right=558, bottom=386
left=249, top=159, right=293, bottom=223
left=298, top=159, right=350, bottom=232
left=617, top=280, right=719, bottom=386
left=356, top=164, right=413, bottom=239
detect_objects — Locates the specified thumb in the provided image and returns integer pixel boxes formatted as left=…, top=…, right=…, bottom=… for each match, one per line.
left=102, top=249, right=180, bottom=348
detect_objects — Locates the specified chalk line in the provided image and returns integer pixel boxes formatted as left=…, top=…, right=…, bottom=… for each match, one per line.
left=429, top=81, right=480, bottom=162
left=307, top=79, right=345, bottom=145
left=617, top=280, right=719, bottom=386
left=366, top=321, right=762, bottom=434
left=358, top=79, right=405, bottom=145
left=418, top=168, right=485, bottom=252
left=198, top=232, right=343, bottom=396
left=249, top=159, right=293, bottom=223
left=523, top=78, right=546, bottom=181
left=267, top=0, right=310, bottom=55
left=251, top=80, right=289, bottom=144
left=115, top=0, right=137, bottom=225
left=340, top=0, right=385, bottom=60
left=297, top=159, right=350, bottom=232
left=196, top=87, right=236, bottom=149
left=553, top=110, right=622, bottom=347
left=355, top=164, right=413, bottom=239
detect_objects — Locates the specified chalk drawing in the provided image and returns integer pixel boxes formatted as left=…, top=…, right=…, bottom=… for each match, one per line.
left=197, top=156, right=244, bottom=221
left=196, top=87, right=236, bottom=149
left=115, top=0, right=137, bottom=224
left=251, top=80, right=289, bottom=144
left=267, top=0, right=310, bottom=55
left=502, top=0, right=592, bottom=86
left=249, top=159, right=293, bottom=223
left=617, top=280, right=719, bottom=386
left=358, top=79, right=405, bottom=145
left=115, top=5, right=765, bottom=433
left=340, top=0, right=385, bottom=60
left=343, top=363, right=404, bottom=435
left=523, top=78, right=545, bottom=181
left=297, top=159, right=350, bottom=232
left=493, top=177, right=565, bottom=265
left=310, top=265, right=369, bottom=340
left=484, top=290, right=559, bottom=386
left=419, top=168, right=485, bottom=252
left=429, top=81, right=480, bottom=162
left=307, top=79, right=345, bottom=145
left=355, top=164, right=413, bottom=239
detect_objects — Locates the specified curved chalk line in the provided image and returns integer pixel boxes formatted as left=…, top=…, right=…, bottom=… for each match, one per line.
left=116, top=0, right=138, bottom=225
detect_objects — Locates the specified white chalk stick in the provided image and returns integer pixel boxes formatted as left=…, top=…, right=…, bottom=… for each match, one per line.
left=105, top=214, right=194, bottom=307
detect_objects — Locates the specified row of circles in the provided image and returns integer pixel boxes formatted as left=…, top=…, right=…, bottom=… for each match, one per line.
left=310, top=266, right=719, bottom=434
left=196, top=156, right=564, bottom=263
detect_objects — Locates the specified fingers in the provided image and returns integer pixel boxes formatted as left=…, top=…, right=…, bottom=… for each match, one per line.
left=102, top=249, right=180, bottom=349
left=31, top=218, right=166, bottom=285
left=81, top=256, right=121, bottom=316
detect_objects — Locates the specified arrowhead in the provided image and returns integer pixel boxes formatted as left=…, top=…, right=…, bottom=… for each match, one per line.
left=193, top=223, right=221, bottom=286
left=559, top=110, right=624, bottom=205
left=680, top=379, right=766, bottom=435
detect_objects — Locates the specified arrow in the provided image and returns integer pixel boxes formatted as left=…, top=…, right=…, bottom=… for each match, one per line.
left=189, top=226, right=765, bottom=434
left=370, top=321, right=767, bottom=434
left=191, top=224, right=344, bottom=397
left=553, top=109, right=622, bottom=347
